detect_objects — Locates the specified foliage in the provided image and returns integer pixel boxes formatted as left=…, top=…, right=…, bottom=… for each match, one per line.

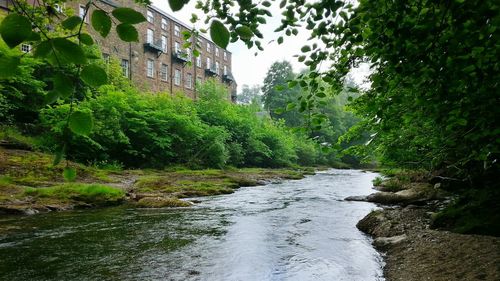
left=24, top=183, right=125, bottom=205
left=237, top=84, right=262, bottom=106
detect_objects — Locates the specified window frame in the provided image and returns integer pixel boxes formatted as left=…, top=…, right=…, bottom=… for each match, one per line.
left=160, top=63, right=168, bottom=81
left=147, top=29, right=154, bottom=44
left=161, top=18, right=168, bottom=30
left=174, top=69, right=182, bottom=85
left=147, top=10, right=154, bottom=23
left=185, top=73, right=192, bottom=89
left=146, top=59, right=155, bottom=78
left=121, top=59, right=129, bottom=78
left=174, top=25, right=180, bottom=37
left=161, top=35, right=167, bottom=52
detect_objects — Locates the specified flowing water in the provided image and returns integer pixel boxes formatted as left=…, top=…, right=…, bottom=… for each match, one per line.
left=0, top=169, right=384, bottom=281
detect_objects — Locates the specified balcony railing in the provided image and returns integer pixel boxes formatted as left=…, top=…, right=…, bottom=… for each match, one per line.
left=172, top=50, right=191, bottom=63
left=222, top=72, right=235, bottom=83
left=144, top=40, right=164, bottom=54
left=205, top=63, right=218, bottom=76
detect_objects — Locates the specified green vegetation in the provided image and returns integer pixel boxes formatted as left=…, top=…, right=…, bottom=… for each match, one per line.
left=0, top=0, right=498, bottom=236
left=24, top=183, right=125, bottom=205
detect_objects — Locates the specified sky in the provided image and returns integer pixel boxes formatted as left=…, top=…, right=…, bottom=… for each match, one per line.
left=151, top=0, right=370, bottom=93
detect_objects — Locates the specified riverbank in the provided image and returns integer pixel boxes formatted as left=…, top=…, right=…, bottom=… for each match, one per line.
left=352, top=171, right=500, bottom=281
left=0, top=148, right=313, bottom=215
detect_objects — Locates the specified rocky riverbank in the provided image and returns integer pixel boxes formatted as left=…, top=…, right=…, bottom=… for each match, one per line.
left=0, top=148, right=313, bottom=215
left=351, top=172, right=500, bottom=281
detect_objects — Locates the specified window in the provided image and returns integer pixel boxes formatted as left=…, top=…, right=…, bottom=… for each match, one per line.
left=147, top=29, right=154, bottom=44
left=161, top=18, right=168, bottom=30
left=185, top=73, right=192, bottom=89
left=215, top=47, right=219, bottom=57
left=174, top=25, right=180, bottom=37
left=223, top=65, right=228, bottom=75
left=185, top=49, right=191, bottom=61
left=206, top=43, right=211, bottom=53
left=223, top=51, right=227, bottom=61
left=102, top=53, right=110, bottom=64
left=79, top=5, right=87, bottom=22
left=174, top=69, right=181, bottom=85
left=206, top=57, right=211, bottom=68
left=121, top=59, right=129, bottom=78
left=196, top=77, right=202, bottom=85
left=147, top=10, right=154, bottom=23
left=196, top=55, right=202, bottom=68
left=20, top=44, right=31, bottom=53
left=147, top=59, right=154, bottom=78
left=161, top=35, right=167, bottom=52
left=215, top=61, right=219, bottom=74
left=174, top=41, right=180, bottom=53
left=160, top=63, right=168, bottom=81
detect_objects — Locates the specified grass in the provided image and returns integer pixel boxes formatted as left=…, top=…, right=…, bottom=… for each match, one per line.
left=0, top=126, right=37, bottom=150
left=24, top=183, right=125, bottom=205
left=133, top=168, right=308, bottom=198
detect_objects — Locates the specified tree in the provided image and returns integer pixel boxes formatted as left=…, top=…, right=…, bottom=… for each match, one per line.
left=237, top=84, right=262, bottom=106
left=1, top=0, right=498, bottom=184
left=261, top=61, right=303, bottom=127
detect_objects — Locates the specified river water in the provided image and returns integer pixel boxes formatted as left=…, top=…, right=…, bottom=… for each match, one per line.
left=0, top=169, right=384, bottom=281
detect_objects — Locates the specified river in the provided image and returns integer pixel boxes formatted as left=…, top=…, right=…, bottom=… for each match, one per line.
left=0, top=169, right=384, bottom=281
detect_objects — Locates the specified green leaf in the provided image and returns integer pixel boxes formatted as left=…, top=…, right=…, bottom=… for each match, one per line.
left=116, top=23, right=139, bottom=42
left=79, top=33, right=94, bottom=45
left=81, top=64, right=108, bottom=87
left=53, top=73, right=74, bottom=98
left=44, top=91, right=60, bottom=104
left=288, top=80, right=297, bottom=88
left=210, top=20, right=230, bottom=49
left=262, top=1, right=272, bottom=7
left=169, top=0, right=188, bottom=11
left=69, top=111, right=93, bottom=136
left=52, top=144, right=65, bottom=166
left=0, top=54, right=20, bottom=78
left=91, top=10, right=112, bottom=37
left=63, top=167, right=77, bottom=182
left=61, top=16, right=82, bottom=30
left=52, top=38, right=87, bottom=65
left=0, top=13, right=32, bottom=48
left=301, top=45, right=311, bottom=52
left=112, top=7, right=146, bottom=24
left=286, top=103, right=297, bottom=110
left=277, top=36, right=283, bottom=44
left=235, top=25, right=253, bottom=40
left=274, top=108, right=285, bottom=114
left=316, top=92, right=326, bottom=98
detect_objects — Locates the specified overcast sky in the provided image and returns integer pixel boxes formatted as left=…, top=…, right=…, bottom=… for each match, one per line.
left=151, top=0, right=369, bottom=93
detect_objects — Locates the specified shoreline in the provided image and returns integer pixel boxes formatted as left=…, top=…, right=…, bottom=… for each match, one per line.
left=0, top=148, right=315, bottom=215
left=353, top=179, right=500, bottom=281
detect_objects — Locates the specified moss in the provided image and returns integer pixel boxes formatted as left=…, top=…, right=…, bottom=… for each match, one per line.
left=136, top=197, right=191, bottom=208
left=24, top=183, right=125, bottom=206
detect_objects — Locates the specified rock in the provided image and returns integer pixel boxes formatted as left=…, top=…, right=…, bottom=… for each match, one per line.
left=357, top=210, right=393, bottom=237
left=373, top=234, right=407, bottom=251
left=344, top=195, right=368, bottom=202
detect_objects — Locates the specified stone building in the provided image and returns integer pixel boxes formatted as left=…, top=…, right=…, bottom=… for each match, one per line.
left=1, top=0, right=237, bottom=101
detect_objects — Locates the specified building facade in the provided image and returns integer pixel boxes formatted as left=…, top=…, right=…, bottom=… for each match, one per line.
left=1, top=0, right=237, bottom=101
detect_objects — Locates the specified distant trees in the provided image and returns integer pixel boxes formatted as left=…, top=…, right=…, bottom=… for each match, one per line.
left=237, top=84, right=262, bottom=106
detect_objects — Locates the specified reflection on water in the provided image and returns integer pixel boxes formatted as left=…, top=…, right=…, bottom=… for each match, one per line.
left=0, top=169, right=384, bottom=281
